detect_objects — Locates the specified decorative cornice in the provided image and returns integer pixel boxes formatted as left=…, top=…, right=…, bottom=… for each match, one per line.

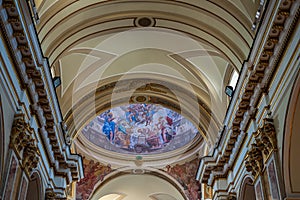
left=0, top=0, right=83, bottom=194
left=199, top=0, right=299, bottom=185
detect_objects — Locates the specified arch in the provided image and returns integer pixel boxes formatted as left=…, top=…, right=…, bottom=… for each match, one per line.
left=26, top=171, right=43, bottom=200
left=283, top=71, right=300, bottom=197
left=90, top=173, right=186, bottom=200
left=239, top=177, right=255, bottom=200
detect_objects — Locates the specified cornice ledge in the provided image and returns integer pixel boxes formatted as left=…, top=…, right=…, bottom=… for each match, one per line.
left=198, top=0, right=299, bottom=185
left=0, top=0, right=83, bottom=193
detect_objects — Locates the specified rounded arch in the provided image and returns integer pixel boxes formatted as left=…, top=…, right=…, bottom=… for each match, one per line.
left=283, top=71, right=300, bottom=196
left=238, top=176, right=255, bottom=200
left=90, top=173, right=186, bottom=200
left=26, top=171, right=44, bottom=200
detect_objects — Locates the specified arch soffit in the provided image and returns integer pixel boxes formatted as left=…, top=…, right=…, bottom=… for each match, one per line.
left=89, top=171, right=187, bottom=200
left=283, top=71, right=300, bottom=195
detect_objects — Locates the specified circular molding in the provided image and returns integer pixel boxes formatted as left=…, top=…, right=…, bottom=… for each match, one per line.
left=132, top=95, right=149, bottom=103
left=134, top=17, right=156, bottom=27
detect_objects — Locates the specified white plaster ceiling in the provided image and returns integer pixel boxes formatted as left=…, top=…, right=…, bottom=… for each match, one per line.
left=35, top=0, right=260, bottom=168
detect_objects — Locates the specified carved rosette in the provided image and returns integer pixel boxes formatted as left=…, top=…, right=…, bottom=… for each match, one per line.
left=10, top=114, right=39, bottom=176
left=245, top=118, right=277, bottom=178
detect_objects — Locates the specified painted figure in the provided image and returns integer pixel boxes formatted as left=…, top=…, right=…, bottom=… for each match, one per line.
left=102, top=112, right=116, bottom=142
left=82, top=103, right=198, bottom=154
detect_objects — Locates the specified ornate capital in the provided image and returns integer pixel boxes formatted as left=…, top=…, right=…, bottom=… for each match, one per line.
left=10, top=114, right=39, bottom=176
left=245, top=143, right=264, bottom=177
left=245, top=117, right=277, bottom=178
left=10, top=114, right=31, bottom=153
left=258, top=118, right=277, bottom=155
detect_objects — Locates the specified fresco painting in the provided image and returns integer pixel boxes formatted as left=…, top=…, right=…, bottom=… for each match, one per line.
left=164, top=158, right=201, bottom=200
left=76, top=157, right=112, bottom=200
left=82, top=104, right=198, bottom=154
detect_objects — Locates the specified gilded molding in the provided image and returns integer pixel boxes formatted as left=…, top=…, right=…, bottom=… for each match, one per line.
left=245, top=118, right=277, bottom=179
left=9, top=113, right=39, bottom=177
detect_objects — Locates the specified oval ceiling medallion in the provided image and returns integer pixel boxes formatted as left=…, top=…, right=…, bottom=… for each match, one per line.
left=134, top=17, right=156, bottom=27
left=82, top=104, right=199, bottom=155
left=132, top=95, right=149, bottom=103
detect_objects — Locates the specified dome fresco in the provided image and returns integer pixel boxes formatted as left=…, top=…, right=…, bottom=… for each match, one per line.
left=82, top=104, right=199, bottom=154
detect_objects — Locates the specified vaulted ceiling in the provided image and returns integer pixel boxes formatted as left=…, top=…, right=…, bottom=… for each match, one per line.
left=34, top=0, right=261, bottom=198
